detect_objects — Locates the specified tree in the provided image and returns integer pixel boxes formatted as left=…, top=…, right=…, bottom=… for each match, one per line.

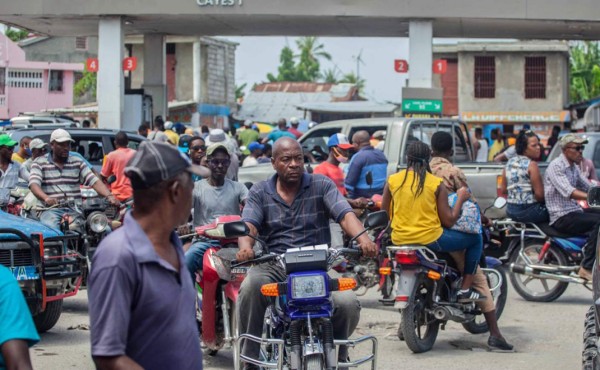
left=235, top=83, right=247, bottom=101
left=5, top=27, right=28, bottom=42
left=339, top=71, right=365, bottom=92
left=295, top=37, right=331, bottom=82
left=267, top=46, right=299, bottom=82
left=570, top=41, right=600, bottom=103
left=74, top=70, right=97, bottom=99
left=321, top=68, right=339, bottom=83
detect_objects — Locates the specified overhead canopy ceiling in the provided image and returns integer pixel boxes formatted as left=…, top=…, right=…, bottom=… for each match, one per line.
left=1, top=0, right=600, bottom=39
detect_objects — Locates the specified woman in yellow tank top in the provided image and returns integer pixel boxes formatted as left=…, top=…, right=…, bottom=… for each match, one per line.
left=381, top=141, right=485, bottom=302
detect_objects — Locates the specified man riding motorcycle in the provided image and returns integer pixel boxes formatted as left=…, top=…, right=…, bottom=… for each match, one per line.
left=184, top=143, right=248, bottom=281
left=28, top=129, right=118, bottom=230
left=0, top=134, right=29, bottom=211
left=235, top=137, right=377, bottom=369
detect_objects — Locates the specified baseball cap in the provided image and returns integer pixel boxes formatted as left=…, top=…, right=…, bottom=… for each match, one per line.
left=559, top=133, right=588, bottom=148
left=178, top=134, right=193, bottom=154
left=29, top=138, right=47, bottom=149
left=244, top=119, right=253, bottom=127
left=248, top=142, right=265, bottom=152
left=50, top=129, right=74, bottom=143
left=206, top=143, right=231, bottom=157
left=207, top=129, right=227, bottom=144
left=164, top=121, right=174, bottom=130
left=290, top=117, right=299, bottom=125
left=327, top=133, right=353, bottom=149
left=0, top=134, right=17, bottom=147
left=125, top=141, right=210, bottom=189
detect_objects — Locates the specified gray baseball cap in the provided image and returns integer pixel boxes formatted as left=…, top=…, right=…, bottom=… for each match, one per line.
left=125, top=141, right=210, bottom=188
left=559, top=133, right=588, bottom=148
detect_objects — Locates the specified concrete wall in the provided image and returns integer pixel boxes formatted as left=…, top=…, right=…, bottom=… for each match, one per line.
left=7, top=69, right=76, bottom=117
left=457, top=51, right=567, bottom=112
left=22, top=37, right=98, bottom=64
left=130, top=44, right=144, bottom=89
left=175, top=43, right=193, bottom=101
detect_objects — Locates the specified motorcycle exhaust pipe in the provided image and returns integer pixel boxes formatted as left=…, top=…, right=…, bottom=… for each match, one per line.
left=510, top=263, right=587, bottom=284
left=433, top=306, right=466, bottom=322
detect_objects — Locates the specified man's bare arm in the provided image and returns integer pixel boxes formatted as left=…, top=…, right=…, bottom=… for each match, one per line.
left=1, top=339, right=33, bottom=370
left=93, top=355, right=144, bottom=370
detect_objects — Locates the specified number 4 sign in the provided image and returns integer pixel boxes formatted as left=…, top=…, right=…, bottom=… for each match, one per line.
left=86, top=58, right=98, bottom=72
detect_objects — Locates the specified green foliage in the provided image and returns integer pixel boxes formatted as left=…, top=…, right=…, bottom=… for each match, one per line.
left=570, top=42, right=600, bottom=103
left=339, top=71, right=365, bottom=92
left=73, top=70, right=97, bottom=99
left=322, top=68, right=339, bottom=83
left=5, top=27, right=28, bottom=42
left=266, top=37, right=331, bottom=82
left=235, top=83, right=247, bottom=100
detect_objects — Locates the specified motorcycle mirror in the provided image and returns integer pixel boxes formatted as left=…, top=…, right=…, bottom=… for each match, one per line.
left=588, top=186, right=600, bottom=208
left=365, top=171, right=373, bottom=187
left=363, top=210, right=389, bottom=229
left=493, top=197, right=507, bottom=209
left=222, top=221, right=249, bottom=238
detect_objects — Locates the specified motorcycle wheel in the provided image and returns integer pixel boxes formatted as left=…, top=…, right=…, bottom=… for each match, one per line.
left=231, top=301, right=243, bottom=370
left=509, top=240, right=569, bottom=302
left=462, top=267, right=508, bottom=334
left=305, top=354, right=324, bottom=370
left=400, top=275, right=439, bottom=353
left=583, top=306, right=600, bottom=370
left=33, top=299, right=63, bottom=333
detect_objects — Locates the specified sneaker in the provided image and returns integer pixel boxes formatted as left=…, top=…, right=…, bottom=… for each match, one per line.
left=579, top=267, right=593, bottom=281
left=457, top=288, right=487, bottom=303
left=488, top=336, right=514, bottom=352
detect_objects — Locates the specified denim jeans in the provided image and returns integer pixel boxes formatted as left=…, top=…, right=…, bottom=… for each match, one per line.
left=507, top=203, right=549, bottom=224
left=427, top=228, right=483, bottom=275
left=39, top=208, right=70, bottom=230
left=184, top=239, right=220, bottom=282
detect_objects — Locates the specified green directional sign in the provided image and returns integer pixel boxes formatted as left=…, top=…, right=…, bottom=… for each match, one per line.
left=403, top=99, right=443, bottom=113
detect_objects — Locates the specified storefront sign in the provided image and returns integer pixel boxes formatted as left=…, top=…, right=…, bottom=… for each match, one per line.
left=461, top=111, right=569, bottom=123
left=196, top=0, right=242, bottom=6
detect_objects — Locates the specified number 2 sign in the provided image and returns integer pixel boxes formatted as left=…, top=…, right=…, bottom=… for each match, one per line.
left=394, top=59, right=409, bottom=73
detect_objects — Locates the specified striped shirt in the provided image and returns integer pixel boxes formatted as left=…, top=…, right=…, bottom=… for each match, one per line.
left=29, top=153, right=98, bottom=205
left=0, top=162, right=29, bottom=206
left=544, top=153, right=591, bottom=224
left=242, top=173, right=352, bottom=254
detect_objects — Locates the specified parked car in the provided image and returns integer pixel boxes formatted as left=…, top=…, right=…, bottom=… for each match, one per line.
left=0, top=210, right=83, bottom=332
left=10, top=114, right=78, bottom=128
left=582, top=186, right=600, bottom=370
left=238, top=117, right=530, bottom=217
left=8, top=127, right=146, bottom=171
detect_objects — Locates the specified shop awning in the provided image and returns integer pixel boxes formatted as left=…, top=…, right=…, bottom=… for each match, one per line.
left=460, top=111, right=570, bottom=123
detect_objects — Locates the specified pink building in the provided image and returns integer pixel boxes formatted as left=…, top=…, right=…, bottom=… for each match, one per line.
left=0, top=32, right=82, bottom=120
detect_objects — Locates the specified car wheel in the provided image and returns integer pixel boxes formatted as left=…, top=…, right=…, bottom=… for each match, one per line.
left=583, top=306, right=600, bottom=370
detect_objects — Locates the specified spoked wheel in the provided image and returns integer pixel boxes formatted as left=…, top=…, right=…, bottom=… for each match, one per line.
left=509, top=241, right=569, bottom=302
left=400, top=275, right=439, bottom=353
left=462, top=267, right=508, bottom=334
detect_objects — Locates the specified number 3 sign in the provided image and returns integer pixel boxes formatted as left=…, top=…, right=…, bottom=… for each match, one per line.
left=123, top=57, right=137, bottom=71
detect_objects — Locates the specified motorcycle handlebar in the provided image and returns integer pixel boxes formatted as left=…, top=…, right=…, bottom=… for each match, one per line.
left=337, top=248, right=363, bottom=257
left=231, top=253, right=278, bottom=268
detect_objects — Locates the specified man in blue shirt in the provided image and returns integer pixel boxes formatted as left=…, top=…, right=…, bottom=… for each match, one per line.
left=0, top=265, right=40, bottom=370
left=261, top=118, right=296, bottom=144
left=344, top=130, right=388, bottom=198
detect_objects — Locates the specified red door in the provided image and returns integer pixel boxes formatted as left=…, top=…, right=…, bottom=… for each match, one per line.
left=166, top=54, right=176, bottom=102
left=441, top=59, right=458, bottom=117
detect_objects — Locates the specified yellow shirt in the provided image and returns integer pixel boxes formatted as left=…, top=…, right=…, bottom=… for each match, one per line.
left=165, top=130, right=179, bottom=146
left=11, top=152, right=26, bottom=164
left=388, top=170, right=444, bottom=245
left=488, top=140, right=504, bottom=161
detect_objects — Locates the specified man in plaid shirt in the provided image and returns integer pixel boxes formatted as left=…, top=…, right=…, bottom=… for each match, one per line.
left=544, top=133, right=600, bottom=280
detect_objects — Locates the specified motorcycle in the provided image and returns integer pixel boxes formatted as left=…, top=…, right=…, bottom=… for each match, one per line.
left=390, top=212, right=508, bottom=353
left=227, top=211, right=388, bottom=370
left=492, top=193, right=597, bottom=302
left=188, top=215, right=248, bottom=360
left=336, top=194, right=395, bottom=302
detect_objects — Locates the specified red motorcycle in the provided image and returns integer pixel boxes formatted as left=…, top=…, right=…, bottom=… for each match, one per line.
left=194, top=215, right=247, bottom=360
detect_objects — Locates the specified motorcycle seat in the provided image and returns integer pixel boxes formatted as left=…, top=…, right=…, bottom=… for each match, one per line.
left=536, top=222, right=585, bottom=239
left=432, top=251, right=459, bottom=271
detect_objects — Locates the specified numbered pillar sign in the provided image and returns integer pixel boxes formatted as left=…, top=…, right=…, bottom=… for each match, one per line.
left=123, top=57, right=138, bottom=71
left=394, top=59, right=409, bottom=73
left=86, top=58, right=99, bottom=72
left=433, top=59, right=447, bottom=74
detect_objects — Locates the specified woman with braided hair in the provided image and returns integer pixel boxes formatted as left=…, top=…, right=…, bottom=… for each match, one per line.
left=381, top=141, right=485, bottom=302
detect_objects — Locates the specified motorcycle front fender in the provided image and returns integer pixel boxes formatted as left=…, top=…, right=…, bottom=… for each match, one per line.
left=394, top=269, right=418, bottom=309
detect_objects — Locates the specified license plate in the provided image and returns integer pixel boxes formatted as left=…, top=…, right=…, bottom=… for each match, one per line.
left=10, top=266, right=39, bottom=281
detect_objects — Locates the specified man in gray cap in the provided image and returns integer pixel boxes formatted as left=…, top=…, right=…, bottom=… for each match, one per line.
left=206, top=128, right=239, bottom=181
left=544, top=133, right=600, bottom=280
left=29, top=129, right=118, bottom=229
left=89, top=141, right=209, bottom=370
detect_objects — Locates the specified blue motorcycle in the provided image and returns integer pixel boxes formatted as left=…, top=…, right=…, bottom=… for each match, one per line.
left=224, top=211, right=387, bottom=370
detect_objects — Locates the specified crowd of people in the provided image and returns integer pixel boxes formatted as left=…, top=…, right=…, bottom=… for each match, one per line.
left=2, top=116, right=600, bottom=369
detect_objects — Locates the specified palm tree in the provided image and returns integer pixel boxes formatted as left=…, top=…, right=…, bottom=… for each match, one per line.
left=321, top=68, right=339, bottom=83
left=339, top=71, right=366, bottom=92
left=570, top=41, right=600, bottom=103
left=295, top=37, right=332, bottom=81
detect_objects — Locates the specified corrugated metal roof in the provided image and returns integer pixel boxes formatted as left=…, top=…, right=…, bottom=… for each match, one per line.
left=296, top=101, right=397, bottom=113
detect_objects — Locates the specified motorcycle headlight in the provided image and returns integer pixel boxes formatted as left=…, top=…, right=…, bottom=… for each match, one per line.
left=81, top=188, right=98, bottom=198
left=87, top=212, right=108, bottom=233
left=290, top=274, right=326, bottom=299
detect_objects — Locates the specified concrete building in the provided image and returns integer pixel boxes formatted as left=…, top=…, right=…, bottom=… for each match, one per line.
left=0, top=32, right=82, bottom=120
left=2, top=0, right=599, bottom=129
left=433, top=40, right=570, bottom=137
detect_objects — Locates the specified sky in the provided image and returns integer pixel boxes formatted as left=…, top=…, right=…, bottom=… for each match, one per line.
left=227, top=36, right=411, bottom=104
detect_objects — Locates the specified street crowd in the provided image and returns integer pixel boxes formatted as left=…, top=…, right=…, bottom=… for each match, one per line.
left=0, top=115, right=599, bottom=370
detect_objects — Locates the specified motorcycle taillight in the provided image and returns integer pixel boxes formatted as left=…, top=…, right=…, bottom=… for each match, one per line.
left=395, top=250, right=419, bottom=265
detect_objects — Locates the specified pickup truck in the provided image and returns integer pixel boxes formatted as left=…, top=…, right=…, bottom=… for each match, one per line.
left=238, top=117, right=540, bottom=218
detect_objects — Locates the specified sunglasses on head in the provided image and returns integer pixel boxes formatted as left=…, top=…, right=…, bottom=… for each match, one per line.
left=190, top=145, right=207, bottom=151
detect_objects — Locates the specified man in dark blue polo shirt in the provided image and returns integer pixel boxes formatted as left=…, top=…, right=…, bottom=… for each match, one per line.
left=88, top=141, right=209, bottom=370
left=344, top=130, right=388, bottom=199
left=236, top=137, right=377, bottom=367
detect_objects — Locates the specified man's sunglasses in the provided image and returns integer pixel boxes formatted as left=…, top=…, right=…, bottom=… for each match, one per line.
left=209, top=158, right=231, bottom=167
left=190, top=145, right=207, bottom=151
left=568, top=145, right=585, bottom=152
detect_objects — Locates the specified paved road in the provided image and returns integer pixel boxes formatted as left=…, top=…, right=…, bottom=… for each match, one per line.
left=32, top=276, right=591, bottom=370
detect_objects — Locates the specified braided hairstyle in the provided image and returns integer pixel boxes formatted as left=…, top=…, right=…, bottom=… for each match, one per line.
left=400, top=141, right=432, bottom=198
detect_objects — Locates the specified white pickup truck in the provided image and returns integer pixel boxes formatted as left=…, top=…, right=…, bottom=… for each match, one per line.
left=239, top=117, right=542, bottom=217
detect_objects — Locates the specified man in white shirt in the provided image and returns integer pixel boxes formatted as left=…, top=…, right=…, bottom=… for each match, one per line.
left=242, top=142, right=264, bottom=167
